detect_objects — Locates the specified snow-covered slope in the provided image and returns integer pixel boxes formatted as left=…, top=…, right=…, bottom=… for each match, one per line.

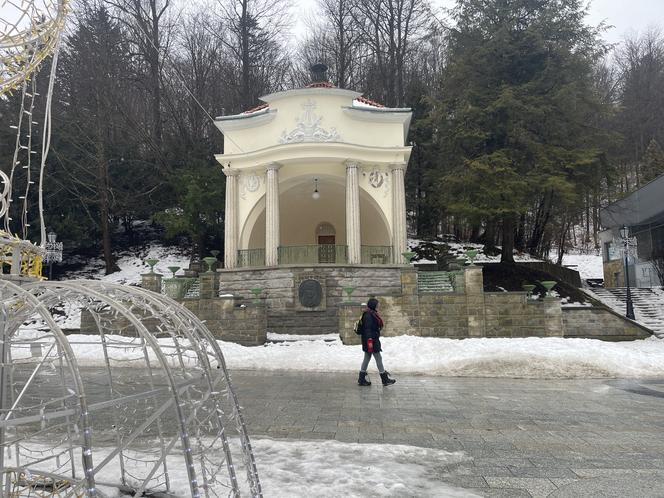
left=68, top=245, right=191, bottom=284
left=408, top=239, right=604, bottom=281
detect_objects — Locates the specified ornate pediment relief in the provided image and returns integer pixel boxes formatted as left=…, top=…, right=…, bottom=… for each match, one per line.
left=279, top=99, right=340, bottom=144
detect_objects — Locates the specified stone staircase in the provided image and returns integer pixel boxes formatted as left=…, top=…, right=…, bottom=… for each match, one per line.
left=587, top=287, right=664, bottom=338
left=417, top=271, right=454, bottom=293
left=184, top=278, right=200, bottom=299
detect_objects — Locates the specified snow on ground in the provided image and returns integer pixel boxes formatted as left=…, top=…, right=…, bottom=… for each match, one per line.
left=68, top=244, right=191, bottom=285
left=250, top=438, right=474, bottom=498
left=220, top=335, right=664, bottom=379
left=41, top=245, right=190, bottom=329
left=15, top=332, right=664, bottom=379
left=13, top=439, right=474, bottom=498
left=407, top=238, right=604, bottom=283
left=561, top=252, right=603, bottom=281
left=407, top=238, right=542, bottom=265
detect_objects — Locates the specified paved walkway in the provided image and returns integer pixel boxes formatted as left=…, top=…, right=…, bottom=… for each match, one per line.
left=230, top=371, right=664, bottom=497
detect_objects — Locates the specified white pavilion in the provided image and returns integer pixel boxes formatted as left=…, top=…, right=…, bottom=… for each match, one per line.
left=214, top=76, right=412, bottom=269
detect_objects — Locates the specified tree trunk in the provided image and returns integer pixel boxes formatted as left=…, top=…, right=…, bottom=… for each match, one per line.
left=500, top=214, right=515, bottom=263
left=515, top=212, right=526, bottom=251
left=528, top=190, right=553, bottom=257
left=149, top=0, right=163, bottom=149
left=96, top=145, right=119, bottom=274
left=241, top=0, right=251, bottom=108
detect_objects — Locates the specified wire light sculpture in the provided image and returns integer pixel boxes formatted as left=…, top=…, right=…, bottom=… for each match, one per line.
left=0, top=0, right=69, bottom=96
left=0, top=279, right=262, bottom=497
left=1, top=0, right=69, bottom=278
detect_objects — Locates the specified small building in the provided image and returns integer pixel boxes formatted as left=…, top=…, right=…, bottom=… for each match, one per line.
left=599, top=173, right=664, bottom=288
left=214, top=77, right=412, bottom=269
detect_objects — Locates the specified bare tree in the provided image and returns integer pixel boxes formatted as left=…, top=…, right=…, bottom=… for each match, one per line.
left=162, top=12, right=222, bottom=149
left=615, top=29, right=664, bottom=189
left=315, top=0, right=363, bottom=88
left=105, top=0, right=175, bottom=154
left=355, top=0, right=432, bottom=106
left=214, top=0, right=292, bottom=111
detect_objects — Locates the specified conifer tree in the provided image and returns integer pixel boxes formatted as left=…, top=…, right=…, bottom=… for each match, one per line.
left=642, top=139, right=664, bottom=184
left=433, top=0, right=607, bottom=262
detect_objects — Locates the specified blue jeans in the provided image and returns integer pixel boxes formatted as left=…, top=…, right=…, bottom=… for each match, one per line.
left=360, top=352, right=385, bottom=373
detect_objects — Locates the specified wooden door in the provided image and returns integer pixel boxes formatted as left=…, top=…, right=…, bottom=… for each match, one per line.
left=318, top=235, right=336, bottom=263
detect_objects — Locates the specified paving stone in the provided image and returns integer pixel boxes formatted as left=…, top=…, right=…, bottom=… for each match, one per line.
left=549, top=477, right=664, bottom=497
left=484, top=477, right=557, bottom=498
left=469, top=489, right=532, bottom=498
left=224, top=371, right=664, bottom=495
left=549, top=478, right=579, bottom=488
left=437, top=475, right=489, bottom=489
left=451, top=465, right=514, bottom=478
left=507, top=466, right=578, bottom=479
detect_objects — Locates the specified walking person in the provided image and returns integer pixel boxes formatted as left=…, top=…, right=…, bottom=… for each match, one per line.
left=357, top=298, right=396, bottom=386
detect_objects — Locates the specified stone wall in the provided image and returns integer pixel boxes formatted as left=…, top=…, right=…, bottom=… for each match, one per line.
left=218, top=265, right=403, bottom=335
left=79, top=295, right=267, bottom=346
left=562, top=306, right=651, bottom=341
left=180, top=298, right=266, bottom=346
left=484, top=294, right=563, bottom=338
left=131, top=264, right=653, bottom=345
left=339, top=266, right=650, bottom=344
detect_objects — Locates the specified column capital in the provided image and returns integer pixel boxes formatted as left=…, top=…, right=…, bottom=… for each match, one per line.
left=390, top=162, right=407, bottom=172
left=223, top=167, right=240, bottom=177
left=344, top=160, right=361, bottom=170
left=265, top=162, right=282, bottom=172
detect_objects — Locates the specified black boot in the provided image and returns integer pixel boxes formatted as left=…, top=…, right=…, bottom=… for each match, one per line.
left=380, top=371, right=396, bottom=386
left=358, top=371, right=371, bottom=386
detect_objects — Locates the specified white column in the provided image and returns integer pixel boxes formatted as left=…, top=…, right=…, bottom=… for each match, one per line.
left=345, top=161, right=361, bottom=264
left=223, top=168, right=239, bottom=269
left=265, top=163, right=281, bottom=267
left=391, top=162, right=407, bottom=263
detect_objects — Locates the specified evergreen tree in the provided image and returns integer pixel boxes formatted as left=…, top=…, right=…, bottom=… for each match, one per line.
left=433, top=0, right=607, bottom=262
left=153, top=160, right=225, bottom=256
left=642, top=139, right=664, bottom=183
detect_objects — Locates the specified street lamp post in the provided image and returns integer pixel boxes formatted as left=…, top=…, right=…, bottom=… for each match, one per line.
left=45, top=230, right=63, bottom=280
left=619, top=225, right=635, bottom=320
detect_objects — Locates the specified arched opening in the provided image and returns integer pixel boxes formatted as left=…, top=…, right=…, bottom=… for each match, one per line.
left=240, top=172, right=391, bottom=264
left=315, top=222, right=337, bottom=262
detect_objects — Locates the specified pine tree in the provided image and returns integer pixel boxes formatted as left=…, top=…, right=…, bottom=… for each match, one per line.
left=642, top=139, right=664, bottom=183
left=433, top=0, right=607, bottom=262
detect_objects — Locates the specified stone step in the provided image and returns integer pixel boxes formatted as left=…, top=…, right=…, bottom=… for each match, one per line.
left=417, top=272, right=454, bottom=293
left=184, top=279, right=200, bottom=299
left=586, top=287, right=664, bottom=338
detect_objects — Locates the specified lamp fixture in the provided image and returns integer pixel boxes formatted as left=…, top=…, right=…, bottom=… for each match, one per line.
left=312, top=178, right=320, bottom=200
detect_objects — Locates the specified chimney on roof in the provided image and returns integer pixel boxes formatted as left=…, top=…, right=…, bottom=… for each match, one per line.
left=310, top=63, right=328, bottom=83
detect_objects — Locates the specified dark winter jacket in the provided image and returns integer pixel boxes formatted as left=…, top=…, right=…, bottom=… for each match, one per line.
left=360, top=310, right=383, bottom=353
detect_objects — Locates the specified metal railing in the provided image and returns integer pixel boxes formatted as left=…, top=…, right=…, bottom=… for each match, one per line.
left=237, top=248, right=265, bottom=268
left=361, top=245, right=392, bottom=264
left=278, top=245, right=348, bottom=264
left=235, top=245, right=396, bottom=266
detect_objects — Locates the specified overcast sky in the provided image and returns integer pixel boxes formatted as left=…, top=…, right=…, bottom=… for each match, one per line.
left=294, top=0, right=663, bottom=46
